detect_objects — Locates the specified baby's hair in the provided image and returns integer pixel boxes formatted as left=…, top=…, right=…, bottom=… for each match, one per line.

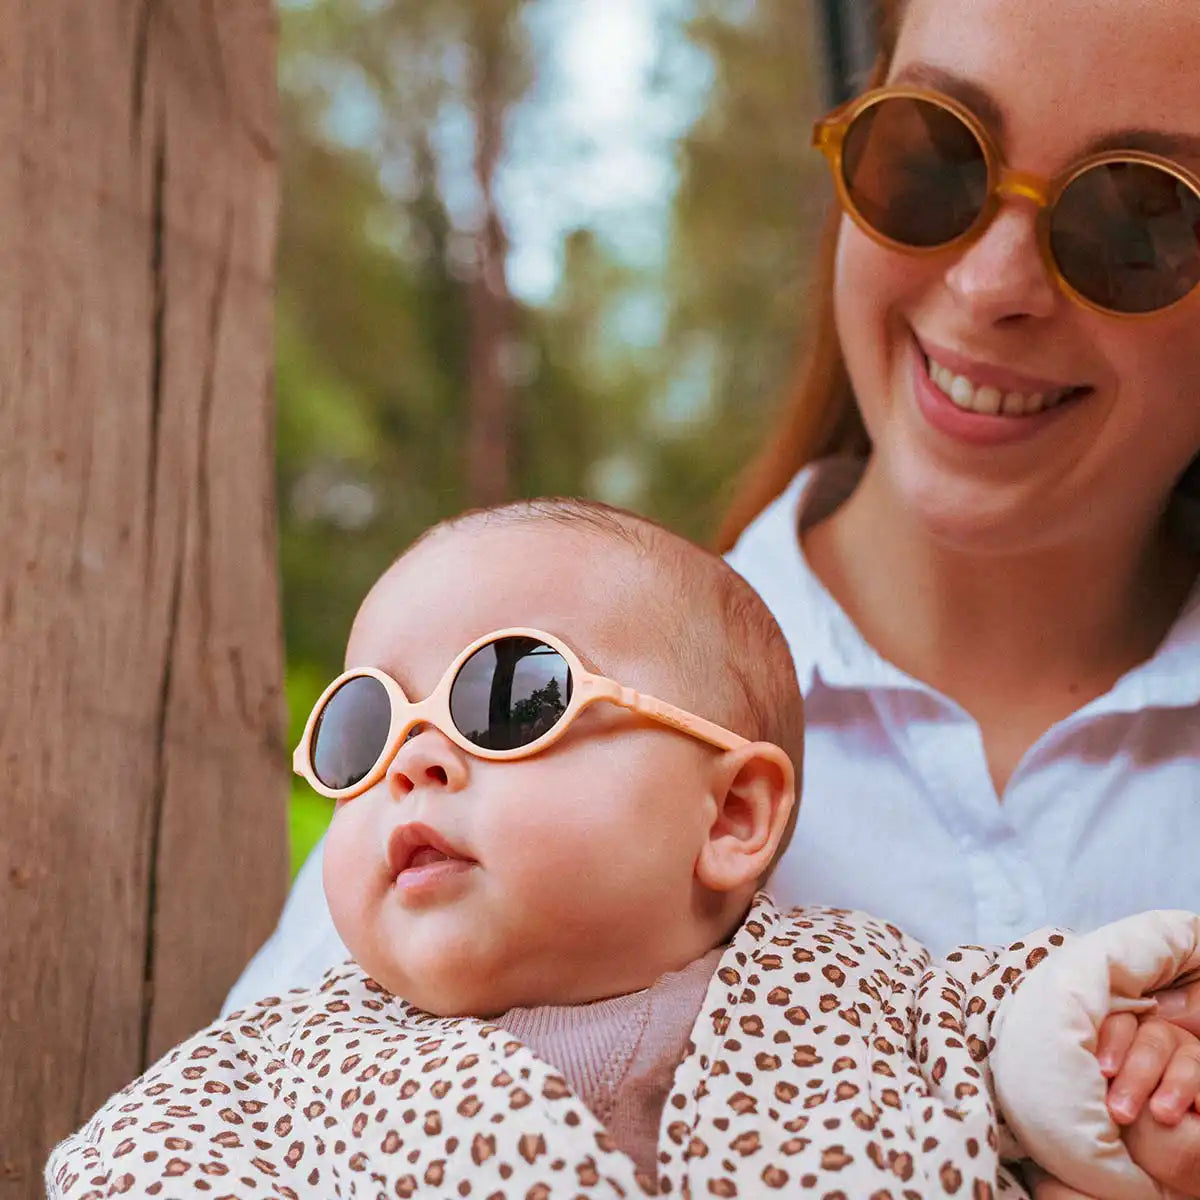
left=416, top=497, right=805, bottom=865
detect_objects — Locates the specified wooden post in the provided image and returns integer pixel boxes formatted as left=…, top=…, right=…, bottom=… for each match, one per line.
left=0, top=1, right=285, bottom=1190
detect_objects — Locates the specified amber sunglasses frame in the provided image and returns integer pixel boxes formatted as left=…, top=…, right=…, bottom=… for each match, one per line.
left=812, top=84, right=1200, bottom=318
left=293, top=625, right=750, bottom=801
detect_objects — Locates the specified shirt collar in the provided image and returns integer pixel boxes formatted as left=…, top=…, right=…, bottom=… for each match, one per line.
left=726, top=457, right=923, bottom=695
left=1093, top=576, right=1200, bottom=715
left=727, top=457, right=1200, bottom=713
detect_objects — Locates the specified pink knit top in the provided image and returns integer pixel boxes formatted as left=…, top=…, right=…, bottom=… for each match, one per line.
left=498, top=948, right=723, bottom=1186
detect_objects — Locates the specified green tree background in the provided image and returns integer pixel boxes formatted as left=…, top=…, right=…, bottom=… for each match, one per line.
left=279, top=0, right=832, bottom=873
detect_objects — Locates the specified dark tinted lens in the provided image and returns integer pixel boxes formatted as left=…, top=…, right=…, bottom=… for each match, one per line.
left=1051, top=161, right=1200, bottom=313
left=450, top=636, right=572, bottom=751
left=311, top=674, right=393, bottom=790
left=842, top=96, right=989, bottom=247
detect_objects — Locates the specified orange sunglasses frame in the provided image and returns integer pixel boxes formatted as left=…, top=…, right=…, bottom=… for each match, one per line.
left=293, top=626, right=749, bottom=801
left=812, top=84, right=1200, bottom=318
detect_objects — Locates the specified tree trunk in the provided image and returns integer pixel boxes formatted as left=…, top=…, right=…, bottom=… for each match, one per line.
left=0, top=1, right=285, bottom=1191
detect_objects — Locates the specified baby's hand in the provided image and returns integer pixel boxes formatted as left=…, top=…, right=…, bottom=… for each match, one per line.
left=1097, top=1011, right=1200, bottom=1128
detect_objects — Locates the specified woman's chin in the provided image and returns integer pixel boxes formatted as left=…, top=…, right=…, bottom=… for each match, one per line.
left=877, top=448, right=1075, bottom=557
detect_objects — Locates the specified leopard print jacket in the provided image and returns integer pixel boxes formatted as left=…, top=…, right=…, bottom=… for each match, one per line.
left=46, top=896, right=1071, bottom=1199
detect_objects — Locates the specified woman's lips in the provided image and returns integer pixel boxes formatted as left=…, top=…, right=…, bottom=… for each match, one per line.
left=909, top=336, right=1087, bottom=447
left=916, top=335, right=1088, bottom=398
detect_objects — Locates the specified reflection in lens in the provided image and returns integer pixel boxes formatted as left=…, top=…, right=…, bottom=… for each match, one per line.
left=451, top=637, right=572, bottom=751
left=842, top=96, right=989, bottom=247
left=312, top=674, right=393, bottom=790
left=1053, top=162, right=1200, bottom=313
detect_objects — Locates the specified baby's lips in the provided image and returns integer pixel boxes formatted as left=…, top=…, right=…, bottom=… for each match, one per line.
left=386, top=820, right=474, bottom=879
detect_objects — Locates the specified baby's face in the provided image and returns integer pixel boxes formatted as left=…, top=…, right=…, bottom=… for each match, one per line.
left=322, top=523, right=720, bottom=1016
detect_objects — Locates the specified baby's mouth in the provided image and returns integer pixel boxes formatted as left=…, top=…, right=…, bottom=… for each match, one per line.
left=386, top=821, right=477, bottom=883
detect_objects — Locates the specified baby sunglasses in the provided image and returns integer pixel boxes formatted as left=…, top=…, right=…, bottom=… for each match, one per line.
left=813, top=85, right=1200, bottom=316
left=293, top=627, right=749, bottom=801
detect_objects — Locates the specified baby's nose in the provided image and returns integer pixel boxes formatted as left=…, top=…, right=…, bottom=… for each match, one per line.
left=388, top=724, right=469, bottom=795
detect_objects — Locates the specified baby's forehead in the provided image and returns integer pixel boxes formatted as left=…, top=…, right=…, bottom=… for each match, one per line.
left=349, top=521, right=676, bottom=682
left=400, top=519, right=678, bottom=602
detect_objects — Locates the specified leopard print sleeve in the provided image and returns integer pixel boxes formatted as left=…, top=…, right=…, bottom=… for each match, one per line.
left=916, top=930, right=1073, bottom=1166
left=658, top=899, right=1039, bottom=1199
left=44, top=976, right=357, bottom=1199
left=44, top=962, right=650, bottom=1200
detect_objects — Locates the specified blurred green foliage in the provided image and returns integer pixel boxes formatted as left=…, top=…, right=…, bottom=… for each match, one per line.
left=277, top=0, right=830, bottom=873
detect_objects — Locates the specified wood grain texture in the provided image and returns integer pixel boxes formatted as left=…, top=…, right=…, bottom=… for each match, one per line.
left=0, top=1, right=285, bottom=1190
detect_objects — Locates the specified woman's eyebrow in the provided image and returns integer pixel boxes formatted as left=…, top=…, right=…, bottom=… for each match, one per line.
left=889, top=62, right=1006, bottom=133
left=891, top=60, right=1200, bottom=164
left=1085, top=127, right=1200, bottom=162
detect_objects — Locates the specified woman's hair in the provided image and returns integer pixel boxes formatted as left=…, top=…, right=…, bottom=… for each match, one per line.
left=714, top=0, right=1200, bottom=553
left=714, top=2, right=905, bottom=552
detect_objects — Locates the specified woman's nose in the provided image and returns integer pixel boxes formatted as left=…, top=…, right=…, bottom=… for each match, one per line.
left=387, top=724, right=470, bottom=796
left=943, top=201, right=1059, bottom=323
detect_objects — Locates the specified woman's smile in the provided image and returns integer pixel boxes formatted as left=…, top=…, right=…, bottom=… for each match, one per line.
left=908, top=333, right=1091, bottom=447
left=918, top=336, right=1090, bottom=416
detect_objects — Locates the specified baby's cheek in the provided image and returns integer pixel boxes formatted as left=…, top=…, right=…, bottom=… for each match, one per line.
left=501, top=826, right=663, bottom=932
left=488, top=794, right=590, bottom=864
left=322, top=807, right=378, bottom=948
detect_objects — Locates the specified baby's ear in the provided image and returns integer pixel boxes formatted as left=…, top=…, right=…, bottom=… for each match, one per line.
left=695, top=742, right=795, bottom=894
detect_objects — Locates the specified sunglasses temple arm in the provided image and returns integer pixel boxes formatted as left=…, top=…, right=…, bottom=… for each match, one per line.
left=585, top=676, right=749, bottom=752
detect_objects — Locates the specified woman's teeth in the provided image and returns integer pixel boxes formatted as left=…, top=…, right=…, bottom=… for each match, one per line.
left=926, top=357, right=1074, bottom=416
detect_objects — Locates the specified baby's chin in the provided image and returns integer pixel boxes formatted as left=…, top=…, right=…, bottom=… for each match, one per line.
left=348, top=939, right=520, bottom=1017
left=365, top=963, right=532, bottom=1019
left=363, top=951, right=697, bottom=1018
left=345, top=911, right=710, bottom=1016
left=356, top=941, right=652, bottom=1017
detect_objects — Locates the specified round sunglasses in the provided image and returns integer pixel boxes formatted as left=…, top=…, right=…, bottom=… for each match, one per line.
left=293, top=627, right=749, bottom=801
left=813, top=85, right=1200, bottom=317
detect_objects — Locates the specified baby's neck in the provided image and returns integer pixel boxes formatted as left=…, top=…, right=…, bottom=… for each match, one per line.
left=496, top=946, right=725, bottom=1181
left=512, top=897, right=743, bottom=1011
left=384, top=892, right=749, bottom=1019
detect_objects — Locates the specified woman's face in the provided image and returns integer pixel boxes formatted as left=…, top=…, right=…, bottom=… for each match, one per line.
left=835, top=0, right=1200, bottom=552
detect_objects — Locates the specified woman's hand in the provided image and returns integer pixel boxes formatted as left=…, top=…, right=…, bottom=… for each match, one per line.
left=1025, top=1163, right=1100, bottom=1199
left=1096, top=1003, right=1200, bottom=1197
left=1099, top=1013, right=1200, bottom=1127
left=1124, top=1107, right=1200, bottom=1198
left=1156, top=983, right=1200, bottom=1038
left=1099, top=1003, right=1200, bottom=1200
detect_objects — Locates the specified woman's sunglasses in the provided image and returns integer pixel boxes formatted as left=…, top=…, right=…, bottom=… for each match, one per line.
left=294, top=627, right=749, bottom=801
left=813, top=85, right=1200, bottom=316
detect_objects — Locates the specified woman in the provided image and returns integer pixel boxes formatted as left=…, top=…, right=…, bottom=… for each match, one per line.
left=233, top=0, right=1200, bottom=1190
left=719, top=0, right=1200, bottom=1191
left=722, top=0, right=1200, bottom=958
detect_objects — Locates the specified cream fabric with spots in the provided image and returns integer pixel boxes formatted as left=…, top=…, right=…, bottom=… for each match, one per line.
left=44, top=897, right=1180, bottom=1199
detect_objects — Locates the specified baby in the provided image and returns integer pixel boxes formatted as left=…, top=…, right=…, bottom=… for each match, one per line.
left=48, top=499, right=1200, bottom=1199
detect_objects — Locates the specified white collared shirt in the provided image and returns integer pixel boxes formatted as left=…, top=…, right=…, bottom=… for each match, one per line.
left=727, top=458, right=1200, bottom=955
left=225, top=459, right=1200, bottom=1014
